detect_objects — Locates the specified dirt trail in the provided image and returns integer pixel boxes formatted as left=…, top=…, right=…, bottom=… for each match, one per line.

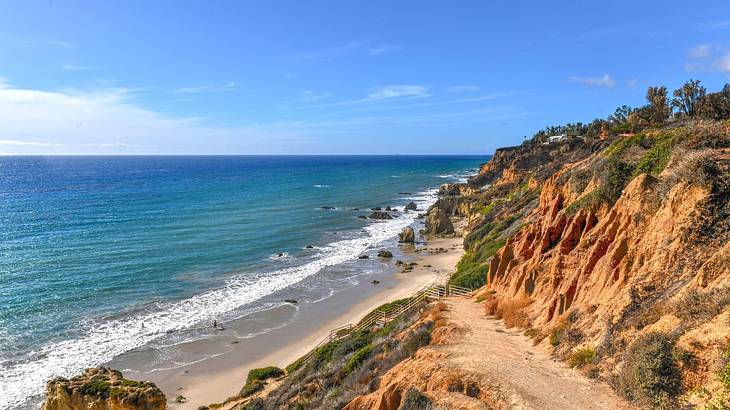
left=444, top=297, right=632, bottom=410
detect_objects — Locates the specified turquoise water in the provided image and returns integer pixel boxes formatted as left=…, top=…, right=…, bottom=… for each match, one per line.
left=0, top=155, right=486, bottom=408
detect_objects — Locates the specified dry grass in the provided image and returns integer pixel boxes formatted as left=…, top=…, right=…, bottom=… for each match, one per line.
left=484, top=293, right=532, bottom=328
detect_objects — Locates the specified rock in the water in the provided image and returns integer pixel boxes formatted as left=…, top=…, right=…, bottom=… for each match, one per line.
left=305, top=245, right=314, bottom=249
left=416, top=213, right=426, bottom=219
left=404, top=201, right=418, bottom=211
left=398, top=227, right=416, bottom=243
left=285, top=299, right=298, bottom=304
left=350, top=208, right=359, bottom=211
left=358, top=255, right=369, bottom=259
left=377, top=249, right=393, bottom=258
left=425, top=207, right=454, bottom=235
left=385, top=206, right=392, bottom=211
left=321, top=206, right=336, bottom=210
left=42, top=367, right=166, bottom=410
left=357, top=215, right=368, bottom=219
left=368, top=211, right=392, bottom=220
left=371, top=280, right=380, bottom=285
left=371, top=207, right=382, bottom=211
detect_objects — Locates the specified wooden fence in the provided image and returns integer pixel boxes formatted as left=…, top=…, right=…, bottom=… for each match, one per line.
left=298, top=283, right=474, bottom=366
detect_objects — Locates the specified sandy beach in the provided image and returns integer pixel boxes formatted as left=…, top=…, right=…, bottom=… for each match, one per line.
left=123, top=231, right=464, bottom=409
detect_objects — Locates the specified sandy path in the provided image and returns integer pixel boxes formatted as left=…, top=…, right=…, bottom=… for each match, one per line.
left=444, top=298, right=632, bottom=410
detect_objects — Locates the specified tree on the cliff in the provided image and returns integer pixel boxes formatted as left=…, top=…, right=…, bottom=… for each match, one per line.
left=672, top=79, right=706, bottom=118
left=646, top=86, right=671, bottom=125
left=608, top=105, right=633, bottom=124
left=627, top=86, right=670, bottom=130
left=698, top=84, right=730, bottom=120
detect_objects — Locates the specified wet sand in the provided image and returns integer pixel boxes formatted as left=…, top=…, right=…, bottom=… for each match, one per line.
left=134, top=234, right=464, bottom=409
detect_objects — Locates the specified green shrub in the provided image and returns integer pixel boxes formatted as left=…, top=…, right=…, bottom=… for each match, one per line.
left=312, top=340, right=341, bottom=368
left=618, top=332, right=682, bottom=407
left=564, top=190, right=602, bottom=216
left=285, top=357, right=305, bottom=374
left=633, top=135, right=675, bottom=176
left=343, top=344, right=374, bottom=375
left=448, top=262, right=488, bottom=289
left=400, top=387, right=433, bottom=410
left=549, top=325, right=566, bottom=347
left=523, top=328, right=540, bottom=338
left=569, top=347, right=597, bottom=368
left=80, top=380, right=110, bottom=396
left=239, top=380, right=264, bottom=397
left=401, top=325, right=433, bottom=356
left=246, top=366, right=284, bottom=384
left=673, top=288, right=730, bottom=324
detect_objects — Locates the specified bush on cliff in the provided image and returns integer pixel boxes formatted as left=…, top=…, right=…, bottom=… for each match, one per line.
left=240, top=366, right=284, bottom=397
left=400, top=388, right=433, bottom=410
left=617, top=332, right=682, bottom=408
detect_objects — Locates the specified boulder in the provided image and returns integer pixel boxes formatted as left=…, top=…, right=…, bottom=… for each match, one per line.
left=377, top=249, right=393, bottom=258
left=368, top=211, right=392, bottom=220
left=385, top=206, right=392, bottom=211
left=371, top=207, right=382, bottom=211
left=404, top=201, right=418, bottom=211
left=41, top=367, right=166, bottom=410
left=321, top=206, right=336, bottom=210
left=398, top=227, right=416, bottom=243
left=358, top=255, right=369, bottom=259
left=425, top=207, right=454, bottom=235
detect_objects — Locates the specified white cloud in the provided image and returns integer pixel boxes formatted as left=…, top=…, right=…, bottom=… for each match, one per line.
left=0, top=139, right=61, bottom=146
left=568, top=74, right=616, bottom=88
left=61, top=63, right=96, bottom=71
left=369, top=44, right=403, bottom=56
left=288, top=40, right=372, bottom=62
left=448, top=85, right=480, bottom=93
left=367, top=85, right=429, bottom=100
left=714, top=52, right=730, bottom=76
left=299, top=90, right=332, bottom=102
left=688, top=44, right=711, bottom=59
left=172, top=81, right=238, bottom=94
left=0, top=80, right=296, bottom=154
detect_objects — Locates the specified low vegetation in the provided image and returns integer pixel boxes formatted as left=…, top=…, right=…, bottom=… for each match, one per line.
left=400, top=387, right=433, bottom=410
left=616, top=332, right=683, bottom=408
left=251, top=303, right=435, bottom=409
left=484, top=293, right=532, bottom=328
left=569, top=346, right=597, bottom=368
left=240, top=367, right=284, bottom=397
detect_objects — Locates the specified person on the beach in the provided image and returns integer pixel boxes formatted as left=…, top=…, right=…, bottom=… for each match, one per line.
left=213, top=319, right=217, bottom=328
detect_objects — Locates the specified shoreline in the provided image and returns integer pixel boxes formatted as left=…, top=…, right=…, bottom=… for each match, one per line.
left=128, top=233, right=464, bottom=409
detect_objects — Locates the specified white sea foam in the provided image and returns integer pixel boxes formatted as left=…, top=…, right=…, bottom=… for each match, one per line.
left=313, top=184, right=330, bottom=188
left=0, top=188, right=439, bottom=409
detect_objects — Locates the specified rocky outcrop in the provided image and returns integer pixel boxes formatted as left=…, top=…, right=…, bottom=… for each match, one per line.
left=42, top=367, right=166, bottom=410
left=404, top=201, right=418, bottom=211
left=398, top=227, right=415, bottom=243
left=425, top=208, right=454, bottom=235
left=369, top=211, right=393, bottom=220
left=439, top=183, right=476, bottom=197
left=468, top=139, right=601, bottom=189
left=377, top=249, right=393, bottom=258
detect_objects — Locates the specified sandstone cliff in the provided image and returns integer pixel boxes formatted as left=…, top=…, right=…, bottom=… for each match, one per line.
left=42, top=367, right=166, bottom=410
left=357, top=120, right=729, bottom=409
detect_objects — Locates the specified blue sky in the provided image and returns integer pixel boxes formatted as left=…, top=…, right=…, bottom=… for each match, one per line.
left=0, top=0, right=729, bottom=155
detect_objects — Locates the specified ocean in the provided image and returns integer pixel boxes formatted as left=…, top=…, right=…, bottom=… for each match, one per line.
left=0, top=155, right=487, bottom=408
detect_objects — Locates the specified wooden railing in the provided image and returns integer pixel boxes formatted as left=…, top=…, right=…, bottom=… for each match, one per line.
left=297, top=282, right=474, bottom=367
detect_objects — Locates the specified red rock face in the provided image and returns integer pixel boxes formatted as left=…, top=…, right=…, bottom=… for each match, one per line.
left=485, top=166, right=725, bottom=332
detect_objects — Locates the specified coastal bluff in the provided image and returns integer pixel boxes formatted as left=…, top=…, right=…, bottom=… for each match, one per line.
left=41, top=367, right=166, bottom=410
